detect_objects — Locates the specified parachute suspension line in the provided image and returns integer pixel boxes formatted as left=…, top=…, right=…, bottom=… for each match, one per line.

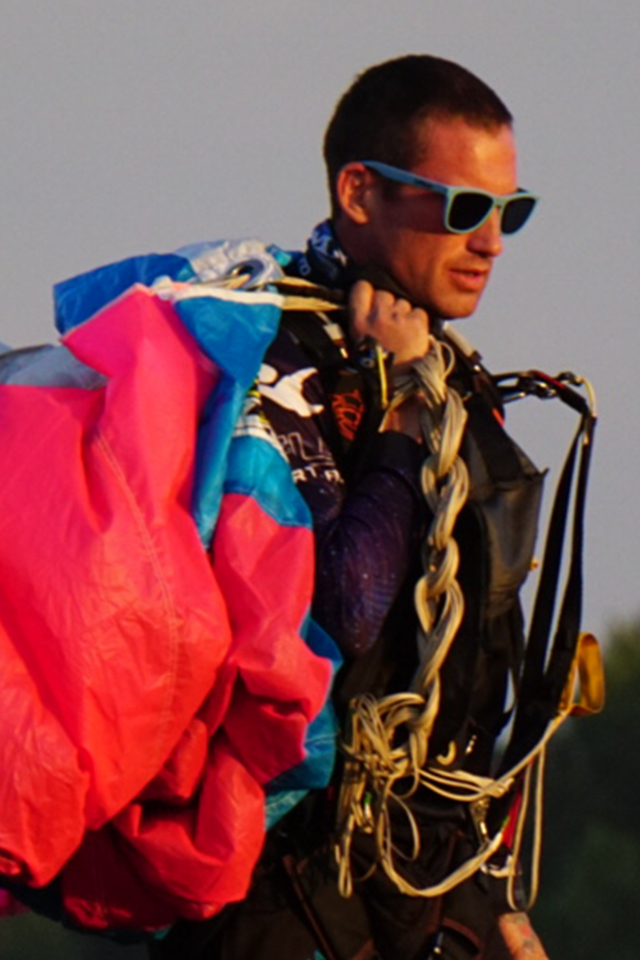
left=409, top=347, right=470, bottom=705
left=335, top=336, right=486, bottom=899
left=505, top=744, right=546, bottom=912
left=193, top=270, right=348, bottom=314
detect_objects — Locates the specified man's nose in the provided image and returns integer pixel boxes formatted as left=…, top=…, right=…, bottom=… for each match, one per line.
left=467, top=208, right=503, bottom=257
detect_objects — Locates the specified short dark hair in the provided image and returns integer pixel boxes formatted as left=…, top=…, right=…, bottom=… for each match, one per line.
left=323, top=54, right=513, bottom=213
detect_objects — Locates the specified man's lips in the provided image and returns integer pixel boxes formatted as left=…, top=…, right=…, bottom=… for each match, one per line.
left=449, top=266, right=491, bottom=292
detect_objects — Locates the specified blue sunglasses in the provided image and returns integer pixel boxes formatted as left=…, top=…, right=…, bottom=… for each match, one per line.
left=361, top=160, right=538, bottom=235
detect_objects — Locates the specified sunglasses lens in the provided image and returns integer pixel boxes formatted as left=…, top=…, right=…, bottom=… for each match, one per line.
left=501, top=196, right=537, bottom=235
left=448, top=192, right=493, bottom=232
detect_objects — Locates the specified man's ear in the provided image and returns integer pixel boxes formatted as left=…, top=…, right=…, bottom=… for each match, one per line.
left=335, top=163, right=374, bottom=225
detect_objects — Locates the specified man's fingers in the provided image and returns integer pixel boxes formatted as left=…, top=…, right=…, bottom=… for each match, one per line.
left=349, top=282, right=413, bottom=337
left=348, top=280, right=430, bottom=364
left=348, top=280, right=376, bottom=342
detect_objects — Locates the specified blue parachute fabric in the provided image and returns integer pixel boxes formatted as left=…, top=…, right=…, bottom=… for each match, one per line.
left=224, top=433, right=313, bottom=530
left=173, top=290, right=283, bottom=544
left=175, top=290, right=283, bottom=389
left=54, top=253, right=196, bottom=333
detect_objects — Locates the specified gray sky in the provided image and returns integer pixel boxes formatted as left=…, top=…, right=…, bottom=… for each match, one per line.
left=2, top=0, right=639, bottom=642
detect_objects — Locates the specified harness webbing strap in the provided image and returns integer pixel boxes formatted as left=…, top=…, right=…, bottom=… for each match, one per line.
left=544, top=414, right=595, bottom=706
left=499, top=375, right=596, bottom=774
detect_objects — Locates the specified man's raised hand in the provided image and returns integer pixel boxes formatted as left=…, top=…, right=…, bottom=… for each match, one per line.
left=348, top=279, right=430, bottom=369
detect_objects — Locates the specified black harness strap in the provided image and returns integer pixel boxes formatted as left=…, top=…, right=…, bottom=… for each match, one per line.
left=496, top=372, right=596, bottom=774
left=282, top=854, right=343, bottom=960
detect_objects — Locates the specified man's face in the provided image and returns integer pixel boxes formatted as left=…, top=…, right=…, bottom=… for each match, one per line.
left=340, top=117, right=520, bottom=319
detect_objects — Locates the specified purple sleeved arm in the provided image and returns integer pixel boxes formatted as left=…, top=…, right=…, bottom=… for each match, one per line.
left=306, top=432, right=425, bottom=657
left=260, top=327, right=425, bottom=658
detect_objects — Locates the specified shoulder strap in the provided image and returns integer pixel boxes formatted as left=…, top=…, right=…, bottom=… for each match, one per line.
left=444, top=325, right=598, bottom=768
left=495, top=372, right=597, bottom=773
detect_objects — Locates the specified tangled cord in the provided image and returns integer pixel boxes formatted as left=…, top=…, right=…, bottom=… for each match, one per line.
left=333, top=335, right=507, bottom=899
left=333, top=338, right=597, bottom=907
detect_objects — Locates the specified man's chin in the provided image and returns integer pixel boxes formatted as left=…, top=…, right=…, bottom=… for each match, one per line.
left=436, top=298, right=481, bottom=322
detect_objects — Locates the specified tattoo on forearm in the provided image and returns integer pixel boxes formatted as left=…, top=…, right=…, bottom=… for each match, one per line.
left=498, top=911, right=550, bottom=959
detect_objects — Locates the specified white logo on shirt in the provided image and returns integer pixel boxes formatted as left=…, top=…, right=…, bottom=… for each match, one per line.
left=258, top=364, right=324, bottom=417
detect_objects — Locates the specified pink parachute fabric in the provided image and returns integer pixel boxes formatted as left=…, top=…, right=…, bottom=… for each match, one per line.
left=0, top=277, right=333, bottom=929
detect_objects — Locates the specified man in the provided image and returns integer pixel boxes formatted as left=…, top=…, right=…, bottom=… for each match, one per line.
left=153, top=55, right=551, bottom=960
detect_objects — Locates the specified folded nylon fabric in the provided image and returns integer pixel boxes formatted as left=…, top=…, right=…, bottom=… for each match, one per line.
left=0, top=245, right=338, bottom=929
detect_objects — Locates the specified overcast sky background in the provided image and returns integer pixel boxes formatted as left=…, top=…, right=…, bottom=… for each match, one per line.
left=2, top=0, right=639, bottom=644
